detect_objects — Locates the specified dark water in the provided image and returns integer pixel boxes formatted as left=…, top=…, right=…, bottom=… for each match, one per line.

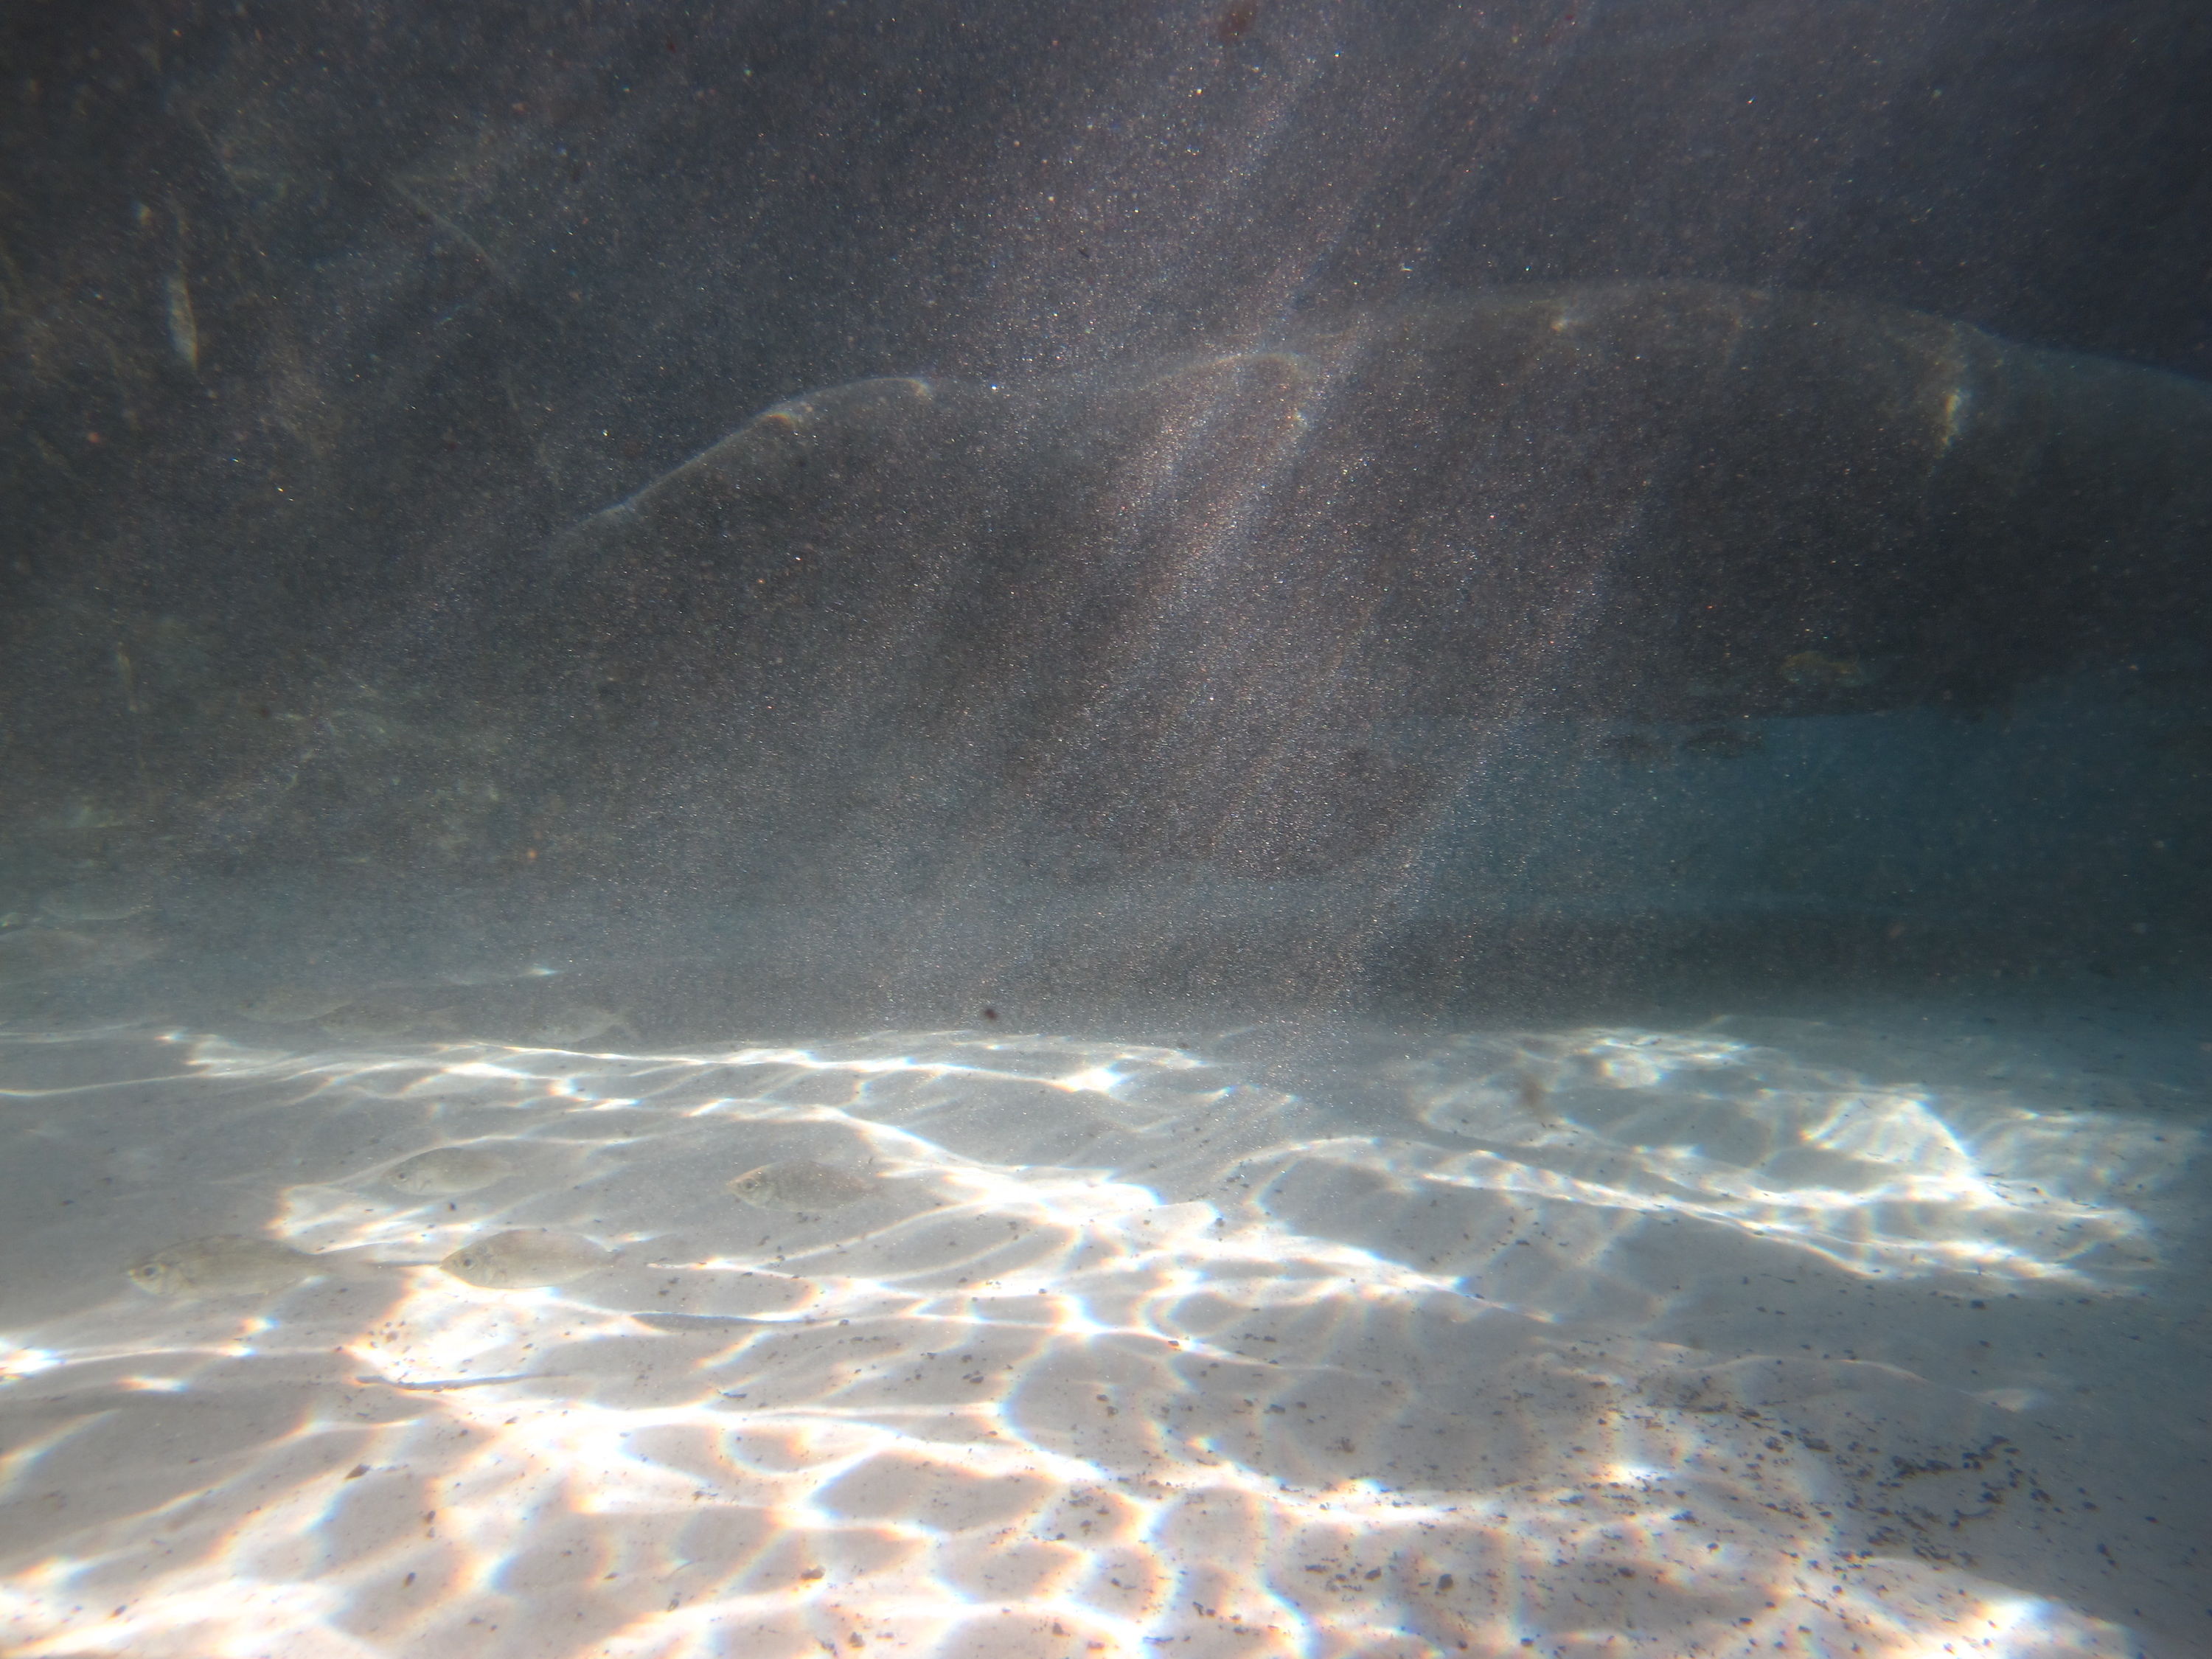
left=1, top=5, right=2207, bottom=1655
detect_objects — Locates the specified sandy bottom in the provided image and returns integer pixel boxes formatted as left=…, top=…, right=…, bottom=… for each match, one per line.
left=0, top=985, right=2206, bottom=1658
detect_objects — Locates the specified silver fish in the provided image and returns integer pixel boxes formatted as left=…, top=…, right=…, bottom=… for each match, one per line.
left=127, top=1234, right=322, bottom=1298
left=386, top=1147, right=513, bottom=1197
left=726, top=1160, right=879, bottom=1211
left=238, top=986, right=359, bottom=1024
left=439, top=1228, right=614, bottom=1290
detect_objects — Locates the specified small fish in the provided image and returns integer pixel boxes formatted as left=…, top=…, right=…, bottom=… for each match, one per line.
left=509, top=1002, right=637, bottom=1048
left=0, top=928, right=102, bottom=986
left=0, top=925, right=158, bottom=984
left=126, top=1234, right=322, bottom=1298
left=436, top=961, right=566, bottom=987
left=386, top=1147, right=512, bottom=1197
left=1211, top=0, right=1262, bottom=45
left=39, top=879, right=153, bottom=923
left=165, top=268, right=199, bottom=369
left=439, top=1228, right=614, bottom=1290
left=726, top=1160, right=879, bottom=1211
left=1596, top=730, right=1673, bottom=767
left=2152, top=726, right=2212, bottom=775
left=1779, top=650, right=1867, bottom=689
left=239, top=986, right=358, bottom=1023
left=53, top=801, right=133, bottom=832
left=318, top=996, right=451, bottom=1040
left=1679, top=724, right=1764, bottom=759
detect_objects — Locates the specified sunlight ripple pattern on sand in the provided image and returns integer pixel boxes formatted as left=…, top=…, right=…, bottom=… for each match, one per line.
left=0, top=1018, right=2194, bottom=1658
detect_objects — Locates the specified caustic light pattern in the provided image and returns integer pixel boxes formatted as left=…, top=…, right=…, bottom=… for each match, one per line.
left=0, top=1018, right=2197, bottom=1658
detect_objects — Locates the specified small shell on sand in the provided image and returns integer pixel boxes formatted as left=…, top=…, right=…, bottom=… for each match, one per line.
left=127, top=1234, right=321, bottom=1298
left=386, top=1147, right=513, bottom=1197
left=440, top=1228, right=613, bottom=1290
left=726, top=1159, right=879, bottom=1211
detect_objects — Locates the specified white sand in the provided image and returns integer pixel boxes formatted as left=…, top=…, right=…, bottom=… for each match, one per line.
left=0, top=990, right=2205, bottom=1658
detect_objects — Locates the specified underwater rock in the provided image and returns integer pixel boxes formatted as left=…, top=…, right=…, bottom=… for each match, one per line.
left=10, top=282, right=2199, bottom=898
left=529, top=282, right=2212, bottom=888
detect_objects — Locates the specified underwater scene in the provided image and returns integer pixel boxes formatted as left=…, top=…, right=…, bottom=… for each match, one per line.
left=1, top=4, right=2207, bottom=1657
